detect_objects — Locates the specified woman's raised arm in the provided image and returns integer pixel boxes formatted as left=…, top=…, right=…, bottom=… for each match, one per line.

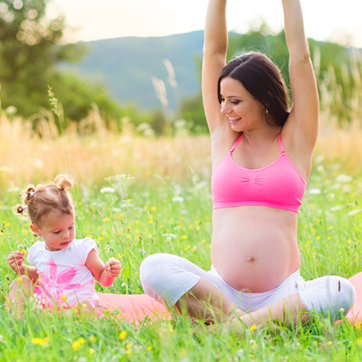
left=202, top=0, right=229, bottom=135
left=282, top=0, right=319, bottom=149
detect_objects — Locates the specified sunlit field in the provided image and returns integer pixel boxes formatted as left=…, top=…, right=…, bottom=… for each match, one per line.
left=2, top=110, right=362, bottom=361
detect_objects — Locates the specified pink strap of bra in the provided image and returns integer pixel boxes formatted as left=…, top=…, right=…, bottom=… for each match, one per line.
left=278, top=134, right=285, bottom=153
left=229, top=135, right=242, bottom=153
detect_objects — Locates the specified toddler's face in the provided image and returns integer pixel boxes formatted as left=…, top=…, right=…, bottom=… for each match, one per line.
left=31, top=212, right=76, bottom=251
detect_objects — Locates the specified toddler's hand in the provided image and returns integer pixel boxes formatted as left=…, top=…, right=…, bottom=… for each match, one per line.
left=7, top=251, right=25, bottom=274
left=104, top=258, right=122, bottom=278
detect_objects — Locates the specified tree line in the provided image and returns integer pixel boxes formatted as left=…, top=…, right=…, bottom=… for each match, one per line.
left=1, top=1, right=361, bottom=136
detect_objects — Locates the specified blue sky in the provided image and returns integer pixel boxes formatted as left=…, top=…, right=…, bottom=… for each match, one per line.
left=50, top=0, right=362, bottom=47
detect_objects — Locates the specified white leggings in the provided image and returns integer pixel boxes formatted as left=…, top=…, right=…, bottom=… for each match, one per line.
left=140, top=253, right=356, bottom=322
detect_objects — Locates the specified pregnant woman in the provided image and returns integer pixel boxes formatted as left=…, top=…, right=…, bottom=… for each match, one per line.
left=140, top=0, right=355, bottom=328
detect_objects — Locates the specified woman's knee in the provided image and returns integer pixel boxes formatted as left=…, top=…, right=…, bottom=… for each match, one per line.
left=140, top=253, right=174, bottom=287
left=140, top=253, right=201, bottom=305
left=300, top=276, right=355, bottom=322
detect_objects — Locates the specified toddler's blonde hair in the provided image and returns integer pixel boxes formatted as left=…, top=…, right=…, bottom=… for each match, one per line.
left=14, top=174, right=75, bottom=226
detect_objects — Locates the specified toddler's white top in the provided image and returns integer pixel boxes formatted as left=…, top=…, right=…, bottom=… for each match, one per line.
left=27, top=237, right=99, bottom=307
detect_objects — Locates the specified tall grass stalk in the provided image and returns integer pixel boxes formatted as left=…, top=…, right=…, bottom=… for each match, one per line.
left=2, top=109, right=362, bottom=191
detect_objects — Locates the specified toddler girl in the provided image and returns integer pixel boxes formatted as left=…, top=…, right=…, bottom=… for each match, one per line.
left=7, top=174, right=121, bottom=317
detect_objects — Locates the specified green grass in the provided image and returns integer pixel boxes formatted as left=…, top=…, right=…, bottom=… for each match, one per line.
left=1, top=166, right=362, bottom=361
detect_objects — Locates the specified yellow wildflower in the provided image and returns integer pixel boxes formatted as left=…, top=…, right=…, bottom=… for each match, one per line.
left=89, top=348, right=95, bottom=354
left=72, top=341, right=81, bottom=351
left=250, top=339, right=257, bottom=349
left=89, top=335, right=97, bottom=343
left=126, top=343, right=132, bottom=349
left=147, top=346, right=152, bottom=351
left=250, top=325, right=256, bottom=332
left=119, top=331, right=127, bottom=340
left=79, top=337, right=86, bottom=344
left=119, top=214, right=124, bottom=219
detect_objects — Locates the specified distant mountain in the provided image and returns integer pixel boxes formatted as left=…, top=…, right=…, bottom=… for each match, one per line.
left=59, top=31, right=205, bottom=111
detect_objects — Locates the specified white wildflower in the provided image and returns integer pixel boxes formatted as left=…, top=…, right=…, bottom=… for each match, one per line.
left=100, top=187, right=115, bottom=194
left=308, top=188, right=321, bottom=195
left=335, top=174, right=352, bottom=183
left=162, top=233, right=176, bottom=239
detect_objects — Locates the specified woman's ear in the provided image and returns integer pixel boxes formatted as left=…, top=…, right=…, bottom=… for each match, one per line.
left=30, top=224, right=41, bottom=237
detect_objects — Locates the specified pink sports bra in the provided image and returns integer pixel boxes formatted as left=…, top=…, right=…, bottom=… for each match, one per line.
left=211, top=134, right=307, bottom=213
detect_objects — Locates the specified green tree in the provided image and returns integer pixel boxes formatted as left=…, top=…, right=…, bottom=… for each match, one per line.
left=0, top=0, right=87, bottom=116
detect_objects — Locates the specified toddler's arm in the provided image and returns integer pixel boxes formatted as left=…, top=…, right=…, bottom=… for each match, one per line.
left=7, top=251, right=38, bottom=282
left=86, top=249, right=121, bottom=287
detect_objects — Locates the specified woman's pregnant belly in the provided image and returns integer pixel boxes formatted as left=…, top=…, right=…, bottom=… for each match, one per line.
left=211, top=206, right=301, bottom=293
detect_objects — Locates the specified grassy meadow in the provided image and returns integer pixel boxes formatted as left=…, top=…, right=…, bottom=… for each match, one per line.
left=2, top=111, right=362, bottom=361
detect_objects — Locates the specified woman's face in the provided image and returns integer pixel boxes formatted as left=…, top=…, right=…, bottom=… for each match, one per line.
left=219, top=77, right=266, bottom=133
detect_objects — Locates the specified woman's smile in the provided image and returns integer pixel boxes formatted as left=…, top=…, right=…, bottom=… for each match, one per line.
left=228, top=117, right=241, bottom=124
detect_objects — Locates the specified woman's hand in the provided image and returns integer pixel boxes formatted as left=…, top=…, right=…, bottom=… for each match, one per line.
left=104, top=258, right=122, bottom=278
